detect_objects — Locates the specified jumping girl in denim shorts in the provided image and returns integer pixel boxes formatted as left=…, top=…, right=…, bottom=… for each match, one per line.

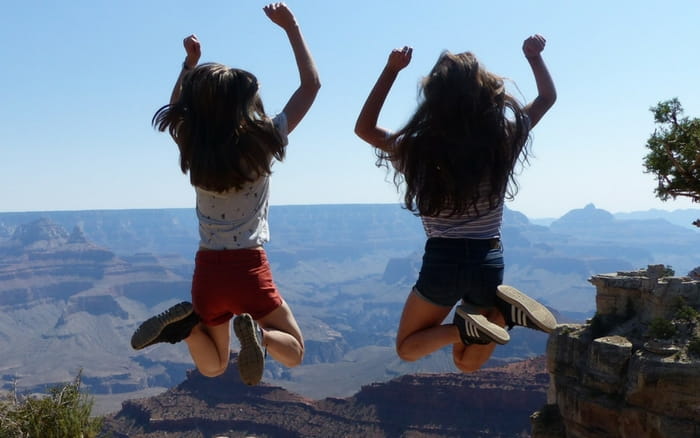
left=355, top=36, right=557, bottom=372
left=131, top=2, right=320, bottom=386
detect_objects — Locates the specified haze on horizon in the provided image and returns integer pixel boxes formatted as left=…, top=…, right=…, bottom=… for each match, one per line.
left=2, top=1, right=700, bottom=219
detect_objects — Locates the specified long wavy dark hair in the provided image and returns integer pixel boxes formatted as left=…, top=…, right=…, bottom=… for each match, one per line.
left=152, top=63, right=285, bottom=192
left=379, top=51, right=531, bottom=217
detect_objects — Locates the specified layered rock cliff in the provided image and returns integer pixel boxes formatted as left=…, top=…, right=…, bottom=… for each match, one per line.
left=532, top=265, right=700, bottom=438
left=105, top=355, right=548, bottom=437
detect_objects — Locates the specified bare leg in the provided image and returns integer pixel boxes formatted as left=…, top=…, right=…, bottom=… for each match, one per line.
left=257, top=300, right=304, bottom=367
left=452, top=307, right=506, bottom=372
left=395, top=289, right=460, bottom=362
left=184, top=321, right=231, bottom=377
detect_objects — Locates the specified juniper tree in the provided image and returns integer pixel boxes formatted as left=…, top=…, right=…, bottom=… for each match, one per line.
left=644, top=98, right=700, bottom=227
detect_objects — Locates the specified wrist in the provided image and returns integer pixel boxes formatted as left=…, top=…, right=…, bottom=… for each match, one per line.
left=383, top=65, right=402, bottom=76
left=183, top=58, right=197, bottom=71
left=283, top=21, right=300, bottom=34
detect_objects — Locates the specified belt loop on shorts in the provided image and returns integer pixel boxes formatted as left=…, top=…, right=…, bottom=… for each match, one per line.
left=489, top=238, right=501, bottom=250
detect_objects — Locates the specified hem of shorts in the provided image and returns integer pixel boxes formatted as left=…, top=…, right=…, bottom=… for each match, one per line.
left=201, top=315, right=234, bottom=327
left=199, top=297, right=284, bottom=326
left=411, top=287, right=455, bottom=308
left=249, top=297, right=284, bottom=320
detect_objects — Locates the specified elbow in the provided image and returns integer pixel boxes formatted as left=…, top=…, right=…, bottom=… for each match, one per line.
left=354, top=122, right=369, bottom=142
left=305, top=75, right=321, bottom=94
left=544, top=90, right=557, bottom=108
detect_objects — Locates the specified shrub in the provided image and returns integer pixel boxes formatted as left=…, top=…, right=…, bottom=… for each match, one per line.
left=688, top=337, right=700, bottom=357
left=673, top=297, right=699, bottom=322
left=0, top=372, right=103, bottom=438
left=647, top=318, right=677, bottom=340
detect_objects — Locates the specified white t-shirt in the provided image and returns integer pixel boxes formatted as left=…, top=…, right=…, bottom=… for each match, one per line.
left=195, top=113, right=288, bottom=250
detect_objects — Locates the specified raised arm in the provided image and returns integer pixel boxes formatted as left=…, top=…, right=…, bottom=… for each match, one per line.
left=169, top=35, right=201, bottom=105
left=354, top=46, right=412, bottom=152
left=521, top=35, right=556, bottom=128
left=264, top=3, right=321, bottom=134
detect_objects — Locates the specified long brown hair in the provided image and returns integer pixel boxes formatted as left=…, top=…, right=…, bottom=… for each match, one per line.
left=380, top=52, right=530, bottom=217
left=153, top=63, right=285, bottom=192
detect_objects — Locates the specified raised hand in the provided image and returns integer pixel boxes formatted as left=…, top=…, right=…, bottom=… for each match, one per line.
left=522, top=34, right=546, bottom=59
left=183, top=34, right=201, bottom=69
left=263, top=2, right=297, bottom=31
left=387, top=46, right=413, bottom=73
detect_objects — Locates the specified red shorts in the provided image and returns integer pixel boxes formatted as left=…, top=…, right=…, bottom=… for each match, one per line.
left=191, top=248, right=283, bottom=326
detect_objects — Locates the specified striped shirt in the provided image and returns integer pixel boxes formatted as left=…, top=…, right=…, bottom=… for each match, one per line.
left=420, top=183, right=504, bottom=239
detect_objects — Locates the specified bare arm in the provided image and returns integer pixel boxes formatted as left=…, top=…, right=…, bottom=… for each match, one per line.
left=521, top=35, right=556, bottom=128
left=354, top=46, right=412, bottom=152
left=169, top=35, right=201, bottom=105
left=264, top=3, right=320, bottom=134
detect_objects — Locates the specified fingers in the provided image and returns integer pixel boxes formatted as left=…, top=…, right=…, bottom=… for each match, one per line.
left=523, top=34, right=546, bottom=56
left=390, top=46, right=412, bottom=60
left=387, top=46, right=413, bottom=71
left=524, top=36, right=544, bottom=48
left=263, top=2, right=290, bottom=17
left=183, top=34, right=198, bottom=47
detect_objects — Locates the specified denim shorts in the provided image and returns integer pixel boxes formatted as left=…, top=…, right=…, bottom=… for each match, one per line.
left=413, top=237, right=504, bottom=308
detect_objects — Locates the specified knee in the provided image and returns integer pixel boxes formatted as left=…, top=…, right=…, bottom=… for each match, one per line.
left=286, top=344, right=305, bottom=368
left=198, top=363, right=228, bottom=378
left=396, top=342, right=419, bottom=362
left=453, top=358, right=482, bottom=373
left=453, top=351, right=489, bottom=373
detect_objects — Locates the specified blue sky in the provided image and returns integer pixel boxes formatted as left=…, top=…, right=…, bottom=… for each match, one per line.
left=2, top=1, right=700, bottom=218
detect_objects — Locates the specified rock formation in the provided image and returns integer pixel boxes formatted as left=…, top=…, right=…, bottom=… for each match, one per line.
left=105, top=355, right=548, bottom=437
left=531, top=265, right=700, bottom=438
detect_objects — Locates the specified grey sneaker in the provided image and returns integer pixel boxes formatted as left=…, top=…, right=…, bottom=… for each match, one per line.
left=496, top=285, right=557, bottom=333
left=233, top=313, right=265, bottom=386
left=131, top=302, right=199, bottom=350
left=454, top=304, right=510, bottom=345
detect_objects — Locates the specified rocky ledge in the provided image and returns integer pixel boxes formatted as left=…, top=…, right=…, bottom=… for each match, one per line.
left=532, top=265, right=700, bottom=438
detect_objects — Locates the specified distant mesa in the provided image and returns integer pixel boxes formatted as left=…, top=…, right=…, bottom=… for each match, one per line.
left=551, top=203, right=614, bottom=228
left=12, top=217, right=70, bottom=249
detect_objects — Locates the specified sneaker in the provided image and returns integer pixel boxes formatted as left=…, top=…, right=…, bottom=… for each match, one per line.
left=496, top=285, right=557, bottom=333
left=454, top=304, right=510, bottom=345
left=233, top=313, right=265, bottom=386
left=131, top=302, right=199, bottom=350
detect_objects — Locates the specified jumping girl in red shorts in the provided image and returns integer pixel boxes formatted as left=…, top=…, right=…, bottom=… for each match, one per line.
left=131, top=2, right=320, bottom=386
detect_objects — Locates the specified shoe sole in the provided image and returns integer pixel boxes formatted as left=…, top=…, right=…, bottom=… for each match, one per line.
left=131, top=302, right=193, bottom=350
left=497, top=285, right=557, bottom=333
left=456, top=305, right=510, bottom=345
left=234, top=313, right=264, bottom=386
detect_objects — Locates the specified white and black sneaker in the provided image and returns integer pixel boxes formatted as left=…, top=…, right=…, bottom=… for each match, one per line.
left=233, top=313, right=265, bottom=386
left=454, top=304, right=510, bottom=345
left=496, top=285, right=557, bottom=333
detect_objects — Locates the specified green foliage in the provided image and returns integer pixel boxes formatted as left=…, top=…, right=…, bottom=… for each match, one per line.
left=674, top=297, right=700, bottom=322
left=0, top=372, right=103, bottom=438
left=688, top=337, right=700, bottom=357
left=662, top=265, right=675, bottom=277
left=647, top=317, right=677, bottom=340
left=643, top=99, right=700, bottom=226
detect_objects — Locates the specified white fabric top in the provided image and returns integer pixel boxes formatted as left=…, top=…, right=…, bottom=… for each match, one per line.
left=195, top=113, right=288, bottom=250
